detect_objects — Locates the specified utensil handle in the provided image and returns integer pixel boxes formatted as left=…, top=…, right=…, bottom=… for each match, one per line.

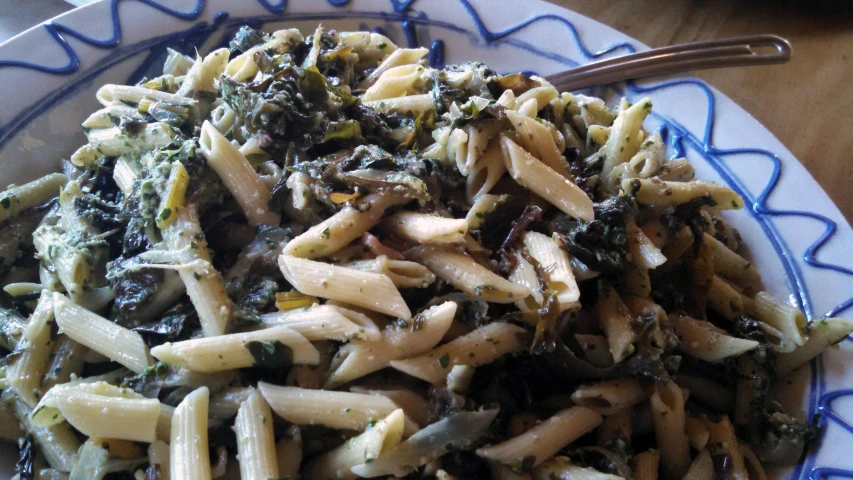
left=545, top=34, right=791, bottom=91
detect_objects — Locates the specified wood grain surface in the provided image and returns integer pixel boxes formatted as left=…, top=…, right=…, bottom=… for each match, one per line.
left=546, top=0, right=853, bottom=220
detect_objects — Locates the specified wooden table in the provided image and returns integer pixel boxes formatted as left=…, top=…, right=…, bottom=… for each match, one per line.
left=548, top=0, right=853, bottom=221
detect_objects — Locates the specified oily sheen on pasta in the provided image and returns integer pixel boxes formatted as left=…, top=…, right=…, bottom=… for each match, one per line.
left=0, top=25, right=850, bottom=480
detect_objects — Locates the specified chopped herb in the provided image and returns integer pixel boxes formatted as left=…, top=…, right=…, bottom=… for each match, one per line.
left=438, top=353, right=450, bottom=368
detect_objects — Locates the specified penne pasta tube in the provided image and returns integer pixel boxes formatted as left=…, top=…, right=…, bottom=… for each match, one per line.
left=258, top=383, right=419, bottom=435
left=8, top=291, right=54, bottom=407
left=170, top=387, right=211, bottom=480
left=671, top=315, right=759, bottom=362
left=199, top=120, right=279, bottom=225
left=282, top=193, right=410, bottom=259
left=707, top=275, right=747, bottom=321
left=633, top=449, right=660, bottom=480
left=383, top=211, right=468, bottom=244
left=326, top=302, right=456, bottom=387
left=622, top=178, right=745, bottom=210
left=776, top=318, right=853, bottom=376
left=594, top=285, right=636, bottom=363
left=600, top=97, right=652, bottom=180
left=754, top=291, right=807, bottom=346
left=406, top=245, right=530, bottom=303
left=32, top=381, right=160, bottom=443
left=96, top=83, right=196, bottom=108
left=466, top=140, right=506, bottom=201
left=235, top=390, right=280, bottom=480
left=162, top=204, right=232, bottom=337
left=81, top=104, right=143, bottom=130
left=650, top=381, right=690, bottom=480
left=340, top=255, right=436, bottom=289
left=349, top=387, right=430, bottom=427
left=509, top=252, right=545, bottom=312
left=279, top=255, right=411, bottom=319
left=500, top=136, right=594, bottom=222
left=362, top=64, right=424, bottom=101
left=351, top=409, right=498, bottom=478
left=303, top=409, right=406, bottom=480
left=52, top=293, right=150, bottom=373
left=259, top=304, right=378, bottom=342
left=703, top=233, right=761, bottom=287
left=86, top=123, right=177, bottom=157
left=626, top=217, right=666, bottom=269
left=477, top=406, right=603, bottom=468
left=682, top=450, right=714, bottom=480
left=358, top=47, right=429, bottom=88
left=505, top=110, right=568, bottom=176
left=150, top=325, right=319, bottom=373
left=364, top=94, right=434, bottom=114
left=523, top=232, right=580, bottom=311
left=0, top=173, right=67, bottom=224
left=390, top=322, right=528, bottom=385
left=570, top=378, right=647, bottom=416
left=178, top=48, right=229, bottom=96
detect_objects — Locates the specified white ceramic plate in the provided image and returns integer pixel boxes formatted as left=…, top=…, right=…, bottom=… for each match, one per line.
left=1, top=0, right=852, bottom=478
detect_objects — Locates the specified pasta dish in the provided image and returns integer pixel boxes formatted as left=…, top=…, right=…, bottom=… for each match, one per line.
left=0, top=25, right=850, bottom=480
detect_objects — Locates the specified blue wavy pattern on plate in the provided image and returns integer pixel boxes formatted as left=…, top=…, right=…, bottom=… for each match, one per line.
left=1, top=0, right=851, bottom=477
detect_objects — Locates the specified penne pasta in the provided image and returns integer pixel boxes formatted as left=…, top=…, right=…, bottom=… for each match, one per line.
left=150, top=325, right=319, bottom=372
left=52, top=293, right=150, bottom=373
left=523, top=231, right=580, bottom=311
left=600, top=97, right=653, bottom=181
left=682, top=450, right=714, bottom=480
left=326, top=301, right=456, bottom=387
left=594, top=285, right=636, bottom=363
left=351, top=409, right=498, bottom=478
left=170, top=387, right=211, bottom=480
left=235, top=390, right=280, bottom=480
left=259, top=304, right=379, bottom=342
left=633, top=449, right=660, bottom=480
left=8, top=291, right=54, bottom=407
left=477, top=406, right=603, bottom=468
left=32, top=381, right=160, bottom=443
left=0, top=173, right=67, bottom=224
left=383, top=211, right=468, bottom=244
left=622, top=178, right=745, bottom=210
left=258, top=383, right=419, bottom=435
left=199, top=120, right=279, bottom=225
left=340, top=255, right=436, bottom=289
left=303, top=408, right=406, bottom=480
left=753, top=291, right=807, bottom=346
left=390, top=322, right=528, bottom=385
left=570, top=378, right=647, bottom=416
left=406, top=245, right=530, bottom=303
left=650, top=381, right=690, bottom=480
left=776, top=318, right=853, bottom=376
left=501, top=135, right=594, bottom=222
left=283, top=193, right=410, bottom=259
left=279, top=255, right=412, bottom=319
left=672, top=315, right=759, bottom=362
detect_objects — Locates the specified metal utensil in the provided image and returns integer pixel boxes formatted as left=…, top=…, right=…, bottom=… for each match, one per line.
left=544, top=34, right=791, bottom=92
